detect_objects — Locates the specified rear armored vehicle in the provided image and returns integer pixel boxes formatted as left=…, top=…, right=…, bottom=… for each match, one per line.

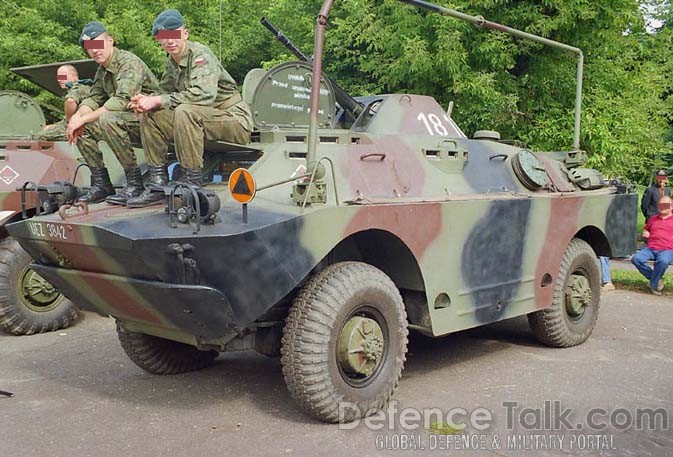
left=0, top=60, right=145, bottom=335
left=8, top=0, right=637, bottom=421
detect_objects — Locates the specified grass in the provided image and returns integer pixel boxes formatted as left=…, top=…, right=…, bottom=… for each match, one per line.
left=611, top=270, right=673, bottom=296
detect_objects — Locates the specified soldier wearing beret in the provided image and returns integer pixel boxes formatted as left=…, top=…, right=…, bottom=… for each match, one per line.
left=66, top=21, right=160, bottom=205
left=38, top=65, right=92, bottom=141
left=126, top=9, right=252, bottom=207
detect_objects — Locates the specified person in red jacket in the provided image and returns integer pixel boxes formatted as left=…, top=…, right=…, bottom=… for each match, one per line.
left=631, top=195, right=673, bottom=295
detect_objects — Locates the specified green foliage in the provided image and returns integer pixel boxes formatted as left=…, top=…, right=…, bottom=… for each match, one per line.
left=611, top=270, right=673, bottom=296
left=0, top=0, right=671, bottom=184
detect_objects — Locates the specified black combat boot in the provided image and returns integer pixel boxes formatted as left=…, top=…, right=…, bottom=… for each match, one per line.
left=105, top=167, right=144, bottom=206
left=126, top=166, right=169, bottom=208
left=182, top=168, right=203, bottom=187
left=77, top=167, right=114, bottom=204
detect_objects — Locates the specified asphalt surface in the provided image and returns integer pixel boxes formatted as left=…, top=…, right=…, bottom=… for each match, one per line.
left=1, top=290, right=671, bottom=457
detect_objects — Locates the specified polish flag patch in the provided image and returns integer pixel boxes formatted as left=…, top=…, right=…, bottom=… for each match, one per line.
left=194, top=57, right=205, bottom=65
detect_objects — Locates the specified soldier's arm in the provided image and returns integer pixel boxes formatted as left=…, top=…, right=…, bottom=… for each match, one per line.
left=79, top=70, right=106, bottom=112
left=105, top=59, right=146, bottom=111
left=64, top=98, right=77, bottom=122
left=161, top=51, right=218, bottom=108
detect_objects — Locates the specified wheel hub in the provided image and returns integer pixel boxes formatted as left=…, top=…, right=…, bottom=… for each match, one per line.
left=338, top=316, right=385, bottom=377
left=566, top=274, right=592, bottom=317
left=20, top=267, right=61, bottom=311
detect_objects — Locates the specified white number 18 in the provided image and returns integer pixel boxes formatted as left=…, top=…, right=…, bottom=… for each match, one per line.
left=417, top=112, right=449, bottom=136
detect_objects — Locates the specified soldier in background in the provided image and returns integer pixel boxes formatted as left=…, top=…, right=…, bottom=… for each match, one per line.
left=38, top=65, right=92, bottom=141
left=126, top=9, right=252, bottom=207
left=641, top=170, right=670, bottom=221
left=66, top=21, right=159, bottom=205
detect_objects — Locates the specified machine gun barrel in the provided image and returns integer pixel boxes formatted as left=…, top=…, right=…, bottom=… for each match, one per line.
left=261, top=17, right=310, bottom=62
left=260, top=17, right=364, bottom=123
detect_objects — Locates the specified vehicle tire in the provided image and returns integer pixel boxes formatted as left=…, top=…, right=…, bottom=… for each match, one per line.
left=528, top=238, right=600, bottom=347
left=0, top=237, right=78, bottom=335
left=116, top=322, right=218, bottom=375
left=281, top=262, right=408, bottom=423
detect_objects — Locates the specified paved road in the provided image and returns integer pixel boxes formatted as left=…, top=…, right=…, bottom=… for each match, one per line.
left=1, top=290, right=671, bottom=457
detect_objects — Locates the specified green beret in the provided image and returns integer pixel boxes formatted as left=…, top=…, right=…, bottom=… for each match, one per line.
left=152, top=9, right=184, bottom=36
left=79, top=21, right=107, bottom=46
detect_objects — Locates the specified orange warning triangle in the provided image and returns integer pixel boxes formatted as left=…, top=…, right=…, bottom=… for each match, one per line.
left=233, top=172, right=251, bottom=195
left=229, top=168, right=256, bottom=204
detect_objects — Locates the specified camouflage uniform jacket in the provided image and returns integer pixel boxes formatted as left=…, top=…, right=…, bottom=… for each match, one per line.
left=64, top=81, right=92, bottom=106
left=158, top=40, right=252, bottom=131
left=81, top=48, right=159, bottom=112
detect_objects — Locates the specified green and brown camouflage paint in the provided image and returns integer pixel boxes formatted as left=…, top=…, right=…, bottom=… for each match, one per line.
left=7, top=2, right=637, bottom=348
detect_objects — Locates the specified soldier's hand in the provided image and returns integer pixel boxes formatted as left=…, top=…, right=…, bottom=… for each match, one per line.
left=131, top=95, right=162, bottom=114
left=66, top=116, right=85, bottom=144
left=127, top=94, right=142, bottom=112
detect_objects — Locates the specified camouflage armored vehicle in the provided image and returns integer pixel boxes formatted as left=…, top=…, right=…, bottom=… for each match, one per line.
left=0, top=60, right=145, bottom=335
left=8, top=0, right=637, bottom=421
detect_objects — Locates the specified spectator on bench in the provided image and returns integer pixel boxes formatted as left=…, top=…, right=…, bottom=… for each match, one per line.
left=631, top=195, right=673, bottom=295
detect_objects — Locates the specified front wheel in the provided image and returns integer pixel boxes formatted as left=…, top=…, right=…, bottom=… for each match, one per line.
left=0, top=237, right=78, bottom=335
left=281, top=262, right=408, bottom=423
left=528, top=238, right=601, bottom=347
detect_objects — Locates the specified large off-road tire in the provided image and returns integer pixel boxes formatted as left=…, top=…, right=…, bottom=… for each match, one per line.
left=0, top=237, right=78, bottom=335
left=116, top=322, right=218, bottom=375
left=281, top=262, right=408, bottom=423
left=528, top=238, right=600, bottom=348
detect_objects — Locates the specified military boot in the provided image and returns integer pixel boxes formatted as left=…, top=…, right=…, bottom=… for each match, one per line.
left=105, top=167, right=144, bottom=206
left=182, top=168, right=203, bottom=188
left=126, top=166, right=169, bottom=208
left=77, top=167, right=114, bottom=204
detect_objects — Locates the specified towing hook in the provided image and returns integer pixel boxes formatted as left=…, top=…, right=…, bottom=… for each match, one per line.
left=58, top=201, right=89, bottom=220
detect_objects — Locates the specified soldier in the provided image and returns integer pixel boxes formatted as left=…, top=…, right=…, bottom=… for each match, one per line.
left=126, top=9, right=252, bottom=207
left=38, top=65, right=92, bottom=141
left=66, top=21, right=160, bottom=204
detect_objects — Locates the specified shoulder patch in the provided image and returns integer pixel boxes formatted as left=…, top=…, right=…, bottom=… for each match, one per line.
left=194, top=57, right=206, bottom=66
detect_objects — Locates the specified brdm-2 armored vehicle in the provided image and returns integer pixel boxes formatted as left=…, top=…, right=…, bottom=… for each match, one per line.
left=8, top=0, right=637, bottom=421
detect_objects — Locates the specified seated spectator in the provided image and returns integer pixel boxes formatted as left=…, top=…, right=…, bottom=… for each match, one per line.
left=631, top=195, right=673, bottom=295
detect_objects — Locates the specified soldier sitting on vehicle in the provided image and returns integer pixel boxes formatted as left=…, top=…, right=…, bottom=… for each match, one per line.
left=38, top=65, right=92, bottom=141
left=631, top=195, right=673, bottom=295
left=126, top=9, right=253, bottom=207
left=66, top=21, right=160, bottom=205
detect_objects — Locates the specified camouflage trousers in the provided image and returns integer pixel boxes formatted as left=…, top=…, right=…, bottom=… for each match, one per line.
left=38, top=119, right=67, bottom=141
left=140, top=105, right=250, bottom=169
left=77, top=111, right=140, bottom=170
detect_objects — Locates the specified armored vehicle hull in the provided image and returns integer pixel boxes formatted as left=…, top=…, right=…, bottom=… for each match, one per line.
left=7, top=1, right=638, bottom=421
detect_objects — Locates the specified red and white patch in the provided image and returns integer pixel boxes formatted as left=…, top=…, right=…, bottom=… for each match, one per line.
left=0, top=165, right=19, bottom=185
left=194, top=57, right=206, bottom=65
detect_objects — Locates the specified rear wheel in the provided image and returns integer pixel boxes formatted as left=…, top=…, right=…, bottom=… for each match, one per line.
left=0, top=237, right=78, bottom=335
left=528, top=238, right=600, bottom=347
left=281, top=262, right=408, bottom=423
left=116, top=322, right=218, bottom=375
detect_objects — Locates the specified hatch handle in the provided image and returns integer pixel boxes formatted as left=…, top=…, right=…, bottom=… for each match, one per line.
left=360, top=152, right=386, bottom=161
